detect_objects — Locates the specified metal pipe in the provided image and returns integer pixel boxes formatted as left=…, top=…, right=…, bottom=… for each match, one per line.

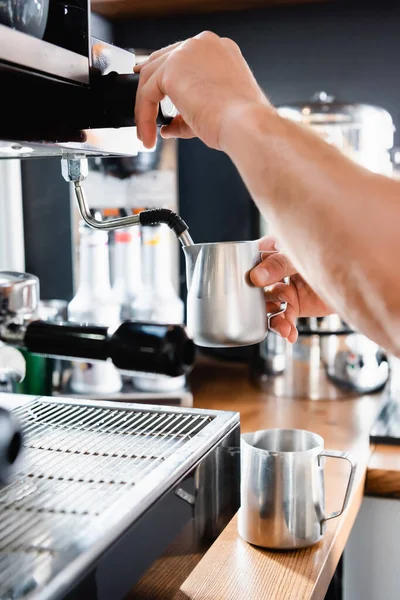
left=178, top=230, right=194, bottom=247
left=73, top=182, right=141, bottom=231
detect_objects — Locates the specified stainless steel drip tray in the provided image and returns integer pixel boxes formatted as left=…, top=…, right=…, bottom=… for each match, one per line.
left=0, top=395, right=239, bottom=600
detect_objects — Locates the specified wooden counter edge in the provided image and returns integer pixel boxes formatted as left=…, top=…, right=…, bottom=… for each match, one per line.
left=366, top=443, right=400, bottom=498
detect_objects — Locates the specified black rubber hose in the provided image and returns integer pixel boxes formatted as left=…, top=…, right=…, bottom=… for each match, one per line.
left=139, top=208, right=190, bottom=237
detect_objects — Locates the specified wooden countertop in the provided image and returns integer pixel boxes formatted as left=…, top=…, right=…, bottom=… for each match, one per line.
left=134, top=356, right=399, bottom=600
left=366, top=444, right=400, bottom=497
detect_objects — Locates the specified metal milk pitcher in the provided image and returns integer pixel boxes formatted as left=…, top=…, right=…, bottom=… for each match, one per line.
left=238, top=429, right=357, bottom=549
left=183, top=241, right=288, bottom=348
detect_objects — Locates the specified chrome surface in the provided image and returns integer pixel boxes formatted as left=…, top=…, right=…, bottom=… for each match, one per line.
left=74, top=181, right=140, bottom=230
left=277, top=92, right=394, bottom=176
left=258, top=332, right=389, bottom=400
left=258, top=331, right=287, bottom=375
left=0, top=24, right=89, bottom=84
left=61, top=157, right=88, bottom=183
left=179, top=230, right=195, bottom=247
left=278, top=91, right=394, bottom=132
left=0, top=131, right=140, bottom=159
left=0, top=343, right=26, bottom=392
left=91, top=38, right=135, bottom=75
left=0, top=272, right=39, bottom=326
left=0, top=396, right=239, bottom=600
left=64, top=160, right=142, bottom=230
left=55, top=385, right=194, bottom=407
left=183, top=241, right=287, bottom=348
left=0, top=272, right=39, bottom=347
left=238, top=428, right=356, bottom=549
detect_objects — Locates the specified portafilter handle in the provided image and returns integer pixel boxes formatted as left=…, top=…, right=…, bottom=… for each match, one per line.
left=0, top=272, right=195, bottom=377
left=23, top=320, right=195, bottom=378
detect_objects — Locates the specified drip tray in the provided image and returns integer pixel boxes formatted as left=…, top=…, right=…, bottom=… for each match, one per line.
left=0, top=396, right=239, bottom=600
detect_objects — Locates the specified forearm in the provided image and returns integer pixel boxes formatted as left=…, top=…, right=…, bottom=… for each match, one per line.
left=222, top=104, right=400, bottom=355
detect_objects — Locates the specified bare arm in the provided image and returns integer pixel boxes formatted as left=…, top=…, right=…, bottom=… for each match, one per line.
left=134, top=32, right=400, bottom=356
left=221, top=104, right=400, bottom=355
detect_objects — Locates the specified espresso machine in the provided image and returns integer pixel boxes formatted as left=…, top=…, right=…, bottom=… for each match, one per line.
left=0, top=7, right=241, bottom=599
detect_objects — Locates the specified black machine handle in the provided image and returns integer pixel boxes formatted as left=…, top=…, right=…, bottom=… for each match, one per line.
left=0, top=70, right=177, bottom=140
left=92, top=72, right=177, bottom=129
left=24, top=321, right=195, bottom=378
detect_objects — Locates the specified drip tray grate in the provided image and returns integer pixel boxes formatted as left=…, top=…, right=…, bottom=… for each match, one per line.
left=0, top=397, right=232, bottom=600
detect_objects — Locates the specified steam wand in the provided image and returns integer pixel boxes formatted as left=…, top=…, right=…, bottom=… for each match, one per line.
left=61, top=157, right=194, bottom=247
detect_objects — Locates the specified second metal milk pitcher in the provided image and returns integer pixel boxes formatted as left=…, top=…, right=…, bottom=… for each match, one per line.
left=238, top=429, right=357, bottom=549
left=183, top=241, right=287, bottom=348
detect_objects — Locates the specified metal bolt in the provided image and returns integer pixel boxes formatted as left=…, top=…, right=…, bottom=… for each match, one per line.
left=61, top=157, right=89, bottom=183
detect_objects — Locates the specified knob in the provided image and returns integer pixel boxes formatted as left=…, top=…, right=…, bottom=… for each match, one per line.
left=0, top=272, right=39, bottom=325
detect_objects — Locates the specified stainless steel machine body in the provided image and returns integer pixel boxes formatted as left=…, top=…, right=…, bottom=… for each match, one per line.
left=0, top=394, right=240, bottom=599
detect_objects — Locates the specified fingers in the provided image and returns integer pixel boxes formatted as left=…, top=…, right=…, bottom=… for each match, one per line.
left=268, top=314, right=292, bottom=340
left=161, top=115, right=195, bottom=140
left=135, top=72, right=165, bottom=148
left=269, top=314, right=298, bottom=343
left=136, top=53, right=168, bottom=87
left=133, top=41, right=183, bottom=72
left=258, top=236, right=278, bottom=252
left=265, top=282, right=299, bottom=313
left=265, top=283, right=300, bottom=343
left=251, top=251, right=297, bottom=287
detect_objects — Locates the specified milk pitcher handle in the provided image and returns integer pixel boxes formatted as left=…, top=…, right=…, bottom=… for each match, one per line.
left=318, top=450, right=357, bottom=530
left=266, top=276, right=290, bottom=329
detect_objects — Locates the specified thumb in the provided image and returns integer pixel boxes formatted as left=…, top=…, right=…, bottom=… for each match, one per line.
left=251, top=252, right=297, bottom=287
left=161, top=115, right=196, bottom=140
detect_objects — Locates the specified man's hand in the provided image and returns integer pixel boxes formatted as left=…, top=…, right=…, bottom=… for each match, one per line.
left=250, top=237, right=333, bottom=343
left=133, top=31, right=272, bottom=150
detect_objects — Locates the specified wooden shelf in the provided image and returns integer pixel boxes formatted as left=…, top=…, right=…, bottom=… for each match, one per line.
left=91, top=0, right=327, bottom=20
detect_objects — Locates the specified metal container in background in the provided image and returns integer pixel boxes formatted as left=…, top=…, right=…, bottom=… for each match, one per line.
left=238, top=428, right=356, bottom=549
left=277, top=91, right=395, bottom=175
left=253, top=317, right=389, bottom=400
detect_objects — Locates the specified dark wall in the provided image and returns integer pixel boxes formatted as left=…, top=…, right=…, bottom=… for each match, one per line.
left=21, top=160, right=73, bottom=300
left=91, top=12, right=114, bottom=42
